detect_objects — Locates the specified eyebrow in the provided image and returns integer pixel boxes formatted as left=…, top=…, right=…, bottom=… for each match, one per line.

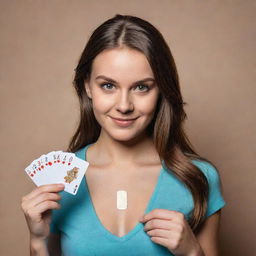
left=95, top=75, right=155, bottom=85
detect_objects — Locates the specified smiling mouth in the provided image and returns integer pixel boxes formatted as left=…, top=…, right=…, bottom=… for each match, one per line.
left=110, top=116, right=138, bottom=127
left=111, top=117, right=138, bottom=121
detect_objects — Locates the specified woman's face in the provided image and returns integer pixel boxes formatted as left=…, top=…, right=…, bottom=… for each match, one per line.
left=85, top=47, right=160, bottom=142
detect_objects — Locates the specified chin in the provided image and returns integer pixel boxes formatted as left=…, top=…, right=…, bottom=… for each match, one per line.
left=107, top=129, right=147, bottom=144
left=110, top=132, right=136, bottom=141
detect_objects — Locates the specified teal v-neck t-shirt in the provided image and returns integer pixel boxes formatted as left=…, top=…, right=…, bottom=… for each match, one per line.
left=49, top=143, right=226, bottom=256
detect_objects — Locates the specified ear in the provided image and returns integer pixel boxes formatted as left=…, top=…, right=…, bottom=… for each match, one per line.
left=84, top=80, right=92, bottom=99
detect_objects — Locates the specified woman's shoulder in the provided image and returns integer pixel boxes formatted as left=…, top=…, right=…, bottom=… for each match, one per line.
left=190, top=158, right=222, bottom=184
left=190, top=159, right=226, bottom=217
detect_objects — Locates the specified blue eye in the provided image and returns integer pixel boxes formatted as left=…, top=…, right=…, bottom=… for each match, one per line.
left=135, top=84, right=150, bottom=92
left=99, top=83, right=150, bottom=92
left=100, top=83, right=114, bottom=90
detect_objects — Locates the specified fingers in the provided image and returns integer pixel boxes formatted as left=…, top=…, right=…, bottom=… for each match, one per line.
left=21, top=184, right=65, bottom=218
left=146, top=228, right=171, bottom=239
left=25, top=192, right=62, bottom=210
left=141, top=209, right=185, bottom=223
left=22, top=184, right=65, bottom=202
left=26, top=201, right=61, bottom=223
left=143, top=218, right=182, bottom=233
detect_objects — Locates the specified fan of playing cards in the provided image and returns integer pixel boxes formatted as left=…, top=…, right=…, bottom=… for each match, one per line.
left=25, top=151, right=89, bottom=195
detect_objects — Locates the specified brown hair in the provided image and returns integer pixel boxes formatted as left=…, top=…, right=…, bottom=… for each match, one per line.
left=67, top=14, right=222, bottom=233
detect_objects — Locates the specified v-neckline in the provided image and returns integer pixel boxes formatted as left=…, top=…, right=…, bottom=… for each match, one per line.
left=81, top=143, right=164, bottom=242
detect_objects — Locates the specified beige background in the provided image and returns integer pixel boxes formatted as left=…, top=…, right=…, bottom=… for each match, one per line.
left=1, top=1, right=255, bottom=255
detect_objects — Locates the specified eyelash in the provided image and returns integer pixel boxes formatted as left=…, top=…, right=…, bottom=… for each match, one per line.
left=99, top=83, right=150, bottom=92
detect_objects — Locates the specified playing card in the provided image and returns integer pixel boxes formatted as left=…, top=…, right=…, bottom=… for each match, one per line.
left=25, top=159, right=42, bottom=185
left=25, top=150, right=89, bottom=195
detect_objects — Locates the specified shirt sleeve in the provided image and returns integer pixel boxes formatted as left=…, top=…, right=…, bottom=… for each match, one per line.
left=192, top=160, right=227, bottom=218
left=203, top=161, right=227, bottom=218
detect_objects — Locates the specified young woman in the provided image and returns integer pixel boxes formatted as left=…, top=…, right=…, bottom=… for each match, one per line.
left=21, top=14, right=226, bottom=256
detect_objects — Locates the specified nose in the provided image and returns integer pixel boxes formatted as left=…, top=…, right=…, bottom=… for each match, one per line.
left=115, top=90, right=134, bottom=114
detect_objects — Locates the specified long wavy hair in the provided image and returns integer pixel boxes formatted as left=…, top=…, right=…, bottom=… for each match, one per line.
left=67, top=14, right=222, bottom=233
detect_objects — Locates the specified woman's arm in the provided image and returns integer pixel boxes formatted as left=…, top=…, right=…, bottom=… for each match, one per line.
left=30, top=237, right=49, bottom=256
left=195, top=209, right=222, bottom=256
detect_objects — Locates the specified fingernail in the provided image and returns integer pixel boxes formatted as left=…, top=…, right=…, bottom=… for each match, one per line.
left=58, top=184, right=65, bottom=188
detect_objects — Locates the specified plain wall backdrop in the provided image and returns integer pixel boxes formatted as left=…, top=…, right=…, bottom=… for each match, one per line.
left=0, top=0, right=255, bottom=255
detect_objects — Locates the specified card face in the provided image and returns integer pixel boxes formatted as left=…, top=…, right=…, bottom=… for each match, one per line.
left=25, top=150, right=89, bottom=195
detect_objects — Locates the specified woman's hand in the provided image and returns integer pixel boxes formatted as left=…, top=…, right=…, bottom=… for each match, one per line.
left=139, top=209, right=204, bottom=256
left=21, top=183, right=65, bottom=241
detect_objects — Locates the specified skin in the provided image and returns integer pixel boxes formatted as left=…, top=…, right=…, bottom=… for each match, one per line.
left=140, top=209, right=222, bottom=256
left=84, top=46, right=161, bottom=166
left=21, top=183, right=65, bottom=255
left=22, top=46, right=222, bottom=256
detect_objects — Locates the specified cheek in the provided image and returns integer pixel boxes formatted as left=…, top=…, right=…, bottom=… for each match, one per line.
left=92, top=96, right=113, bottom=113
left=136, top=95, right=159, bottom=114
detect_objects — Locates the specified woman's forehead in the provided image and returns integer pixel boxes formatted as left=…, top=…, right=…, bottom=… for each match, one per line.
left=90, top=47, right=154, bottom=81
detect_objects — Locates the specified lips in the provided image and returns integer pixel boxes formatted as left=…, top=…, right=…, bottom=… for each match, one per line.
left=111, top=117, right=137, bottom=121
left=110, top=116, right=138, bottom=127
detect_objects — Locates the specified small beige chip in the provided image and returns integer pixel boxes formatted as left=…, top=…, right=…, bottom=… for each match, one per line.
left=117, top=190, right=127, bottom=210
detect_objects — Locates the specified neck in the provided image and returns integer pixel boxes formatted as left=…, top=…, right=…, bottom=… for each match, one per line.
left=89, top=131, right=160, bottom=166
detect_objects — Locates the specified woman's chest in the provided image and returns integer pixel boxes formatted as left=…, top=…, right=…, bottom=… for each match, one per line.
left=85, top=164, right=163, bottom=237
